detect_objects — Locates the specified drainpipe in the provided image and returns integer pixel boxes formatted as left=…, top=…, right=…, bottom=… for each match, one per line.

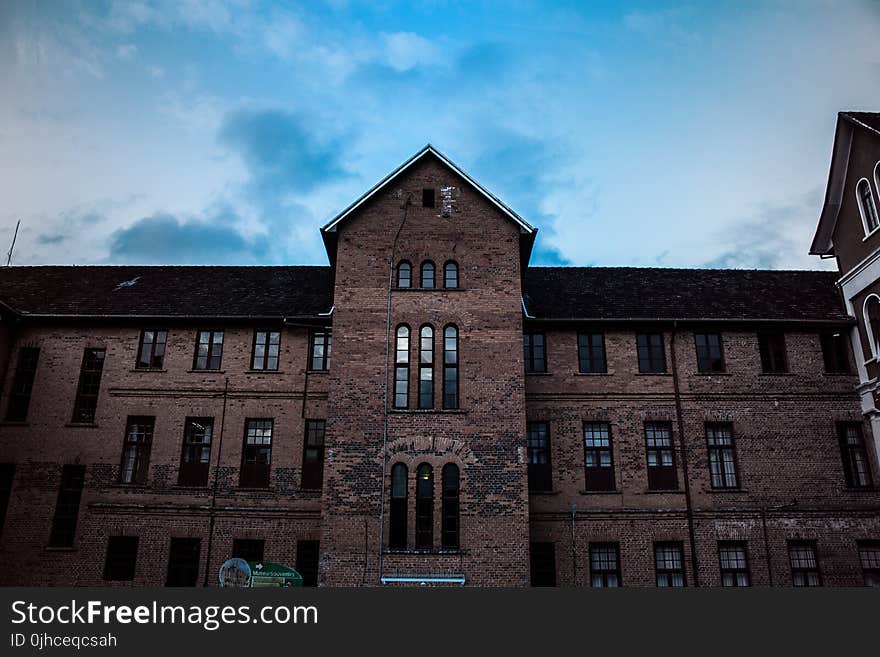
left=570, top=505, right=578, bottom=586
left=202, top=377, right=230, bottom=586
left=670, top=321, right=700, bottom=586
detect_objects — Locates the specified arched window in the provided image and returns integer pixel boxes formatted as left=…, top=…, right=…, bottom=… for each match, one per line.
left=857, top=179, right=879, bottom=235
left=420, top=261, right=435, bottom=289
left=875, top=162, right=880, bottom=212
left=389, top=463, right=408, bottom=549
left=394, top=325, right=410, bottom=408
left=443, top=325, right=459, bottom=409
left=419, top=325, right=434, bottom=409
left=415, top=463, right=434, bottom=548
left=444, top=261, right=458, bottom=289
left=864, top=296, right=880, bottom=358
left=397, top=261, right=412, bottom=288
left=441, top=464, right=460, bottom=549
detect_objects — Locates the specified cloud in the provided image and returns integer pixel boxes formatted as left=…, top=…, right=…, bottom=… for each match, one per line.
left=381, top=32, right=445, bottom=72
left=218, top=108, right=350, bottom=195
left=107, top=211, right=270, bottom=264
left=115, top=43, right=138, bottom=60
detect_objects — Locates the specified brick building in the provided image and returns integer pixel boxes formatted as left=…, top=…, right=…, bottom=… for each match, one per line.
left=0, top=141, right=879, bottom=587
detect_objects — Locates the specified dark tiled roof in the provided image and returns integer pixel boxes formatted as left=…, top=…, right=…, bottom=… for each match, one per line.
left=522, top=267, right=848, bottom=322
left=0, top=265, right=848, bottom=323
left=843, top=111, right=880, bottom=133
left=0, top=266, right=332, bottom=317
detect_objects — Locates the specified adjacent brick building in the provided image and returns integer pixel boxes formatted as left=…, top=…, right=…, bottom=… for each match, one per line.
left=0, top=140, right=879, bottom=587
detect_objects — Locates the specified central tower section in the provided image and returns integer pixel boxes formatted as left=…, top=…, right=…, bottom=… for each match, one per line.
left=319, top=147, right=534, bottom=586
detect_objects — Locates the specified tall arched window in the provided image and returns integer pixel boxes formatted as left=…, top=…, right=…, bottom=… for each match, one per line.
left=441, top=464, right=460, bottom=549
left=864, top=296, right=880, bottom=358
left=394, top=325, right=410, bottom=408
left=875, top=162, right=880, bottom=211
left=420, top=261, right=435, bottom=289
left=397, top=261, right=412, bottom=288
left=389, top=463, right=408, bottom=549
left=443, top=325, right=459, bottom=409
left=415, top=463, right=434, bottom=548
left=857, top=179, right=879, bottom=235
left=419, top=325, right=434, bottom=409
left=444, top=261, right=458, bottom=289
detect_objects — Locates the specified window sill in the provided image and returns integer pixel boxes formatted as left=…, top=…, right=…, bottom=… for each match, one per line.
left=529, top=489, right=560, bottom=495
left=0, top=420, right=30, bottom=426
left=299, top=487, right=323, bottom=493
left=306, top=369, right=329, bottom=374
left=187, top=369, right=225, bottom=374
left=393, top=288, right=465, bottom=293
left=172, top=484, right=210, bottom=491
left=695, top=371, right=730, bottom=376
left=574, top=372, right=611, bottom=376
left=709, top=488, right=746, bottom=493
left=247, top=369, right=285, bottom=374
left=65, top=422, right=98, bottom=428
left=643, top=489, right=685, bottom=494
left=130, top=368, right=167, bottom=373
left=236, top=486, right=273, bottom=492
left=843, top=486, right=879, bottom=493
left=758, top=372, right=793, bottom=376
left=389, top=408, right=467, bottom=414
left=45, top=546, right=77, bottom=552
left=525, top=371, right=551, bottom=376
left=823, top=371, right=854, bottom=376
left=111, top=483, right=149, bottom=490
left=863, top=227, right=880, bottom=242
left=579, top=490, right=621, bottom=495
left=382, top=548, right=464, bottom=555
left=637, top=372, right=671, bottom=376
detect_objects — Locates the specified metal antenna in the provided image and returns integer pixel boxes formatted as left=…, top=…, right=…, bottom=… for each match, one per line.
left=6, top=220, right=20, bottom=267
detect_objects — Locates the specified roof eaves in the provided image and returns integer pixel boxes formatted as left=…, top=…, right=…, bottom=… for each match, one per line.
left=810, top=116, right=854, bottom=256
left=841, top=112, right=880, bottom=138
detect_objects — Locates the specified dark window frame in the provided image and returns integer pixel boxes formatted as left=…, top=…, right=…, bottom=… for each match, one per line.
left=193, top=330, right=224, bottom=371
left=583, top=421, right=615, bottom=492
left=251, top=330, right=281, bottom=371
left=301, top=419, right=326, bottom=490
left=577, top=332, right=607, bottom=374
left=166, top=537, right=201, bottom=587
left=396, top=261, right=412, bottom=288
left=820, top=331, right=850, bottom=373
left=418, top=324, right=434, bottom=409
left=654, top=542, right=686, bottom=587
left=239, top=418, right=273, bottom=488
left=637, top=333, right=667, bottom=373
left=694, top=332, right=725, bottom=373
left=415, top=463, right=434, bottom=549
left=718, top=541, right=750, bottom=587
left=394, top=324, right=410, bottom=409
left=524, top=333, right=546, bottom=373
left=0, top=463, right=13, bottom=540
left=444, top=261, right=459, bottom=289
left=858, top=178, right=880, bottom=233
left=589, top=543, right=621, bottom=587
left=389, top=463, right=408, bottom=549
left=6, top=346, right=39, bottom=421
left=422, top=188, right=435, bottom=208
left=308, top=329, right=332, bottom=371
left=837, top=422, right=873, bottom=489
left=441, top=463, right=460, bottom=549
left=420, top=261, right=435, bottom=289
left=72, top=348, right=106, bottom=423
left=706, top=422, right=739, bottom=490
left=443, top=324, right=459, bottom=409
left=136, top=330, right=167, bottom=369
left=788, top=540, right=821, bottom=587
left=858, top=540, right=880, bottom=587
left=296, top=540, right=320, bottom=587
left=232, top=538, right=265, bottom=563
left=178, top=417, right=213, bottom=487
left=645, top=421, right=678, bottom=491
left=527, top=421, right=552, bottom=492
left=104, top=536, right=138, bottom=581
left=48, top=465, right=85, bottom=548
left=530, top=542, right=557, bottom=587
left=758, top=331, right=788, bottom=373
left=119, top=416, right=155, bottom=485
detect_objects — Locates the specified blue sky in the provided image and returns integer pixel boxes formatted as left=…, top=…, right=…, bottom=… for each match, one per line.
left=1, top=1, right=878, bottom=269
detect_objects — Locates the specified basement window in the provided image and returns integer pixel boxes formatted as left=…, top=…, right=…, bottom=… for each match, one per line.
left=422, top=188, right=435, bottom=208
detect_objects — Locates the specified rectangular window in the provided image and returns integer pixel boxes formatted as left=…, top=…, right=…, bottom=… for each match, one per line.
left=654, top=542, right=686, bottom=587
left=48, top=465, right=85, bottom=547
left=166, top=538, right=201, bottom=587
left=0, top=463, right=14, bottom=540
left=645, top=421, right=677, bottom=490
left=296, top=540, right=320, bottom=588
left=119, top=416, right=154, bottom=485
left=72, top=348, right=105, bottom=423
left=103, top=536, right=138, bottom=581
left=526, top=421, right=552, bottom=492
left=637, top=333, right=666, bottom=373
left=820, top=331, right=850, bottom=373
left=136, top=330, right=167, bottom=369
left=837, top=422, right=873, bottom=488
left=6, top=347, right=39, bottom=421
left=251, top=331, right=280, bottom=370
left=443, top=326, right=459, bottom=409
left=419, top=327, right=434, bottom=408
left=240, top=419, right=272, bottom=488
left=530, top=542, right=556, bottom=587
left=583, top=421, right=615, bottom=491
left=232, top=538, right=265, bottom=563
left=706, top=423, right=738, bottom=489
left=193, top=330, right=223, bottom=370
left=523, top=333, right=546, bottom=373
left=694, top=332, right=725, bottom=373
left=590, top=543, right=621, bottom=587
left=758, top=331, right=788, bottom=373
left=718, top=541, right=750, bottom=587
left=788, top=541, right=821, bottom=586
left=178, top=418, right=213, bottom=487
left=394, top=327, right=410, bottom=409
left=422, top=188, right=435, bottom=208
left=301, top=420, right=326, bottom=490
left=578, top=333, right=607, bottom=374
left=858, top=541, right=880, bottom=587
left=309, top=330, right=331, bottom=371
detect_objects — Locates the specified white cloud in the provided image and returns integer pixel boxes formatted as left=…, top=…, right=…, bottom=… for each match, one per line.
left=116, top=43, right=138, bottom=60
left=381, top=32, right=445, bottom=72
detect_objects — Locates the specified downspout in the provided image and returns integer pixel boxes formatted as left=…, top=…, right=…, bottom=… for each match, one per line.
left=377, top=194, right=412, bottom=584
left=670, top=321, right=700, bottom=586
left=570, top=505, right=578, bottom=586
left=203, top=377, right=230, bottom=586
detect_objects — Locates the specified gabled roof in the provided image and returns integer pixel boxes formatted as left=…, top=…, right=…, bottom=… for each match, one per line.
left=523, top=267, right=849, bottom=323
left=0, top=266, right=332, bottom=319
left=811, top=111, right=880, bottom=255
